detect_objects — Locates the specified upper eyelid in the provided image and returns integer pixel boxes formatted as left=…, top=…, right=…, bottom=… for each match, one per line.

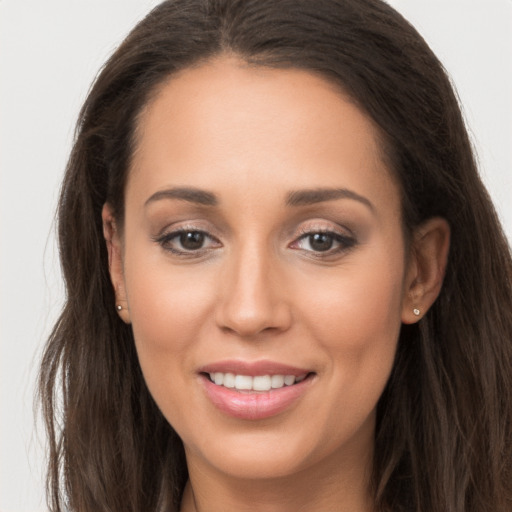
left=293, top=220, right=354, bottom=238
left=297, top=226, right=347, bottom=235
left=155, top=220, right=220, bottom=237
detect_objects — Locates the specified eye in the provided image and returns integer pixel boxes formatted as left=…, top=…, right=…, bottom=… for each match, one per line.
left=303, top=233, right=336, bottom=252
left=178, top=231, right=206, bottom=250
left=154, top=229, right=221, bottom=255
left=291, top=230, right=356, bottom=255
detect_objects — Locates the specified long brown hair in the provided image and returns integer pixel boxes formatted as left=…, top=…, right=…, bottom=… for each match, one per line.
left=39, top=1, right=512, bottom=510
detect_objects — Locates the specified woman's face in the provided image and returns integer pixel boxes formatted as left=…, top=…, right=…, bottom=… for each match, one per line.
left=113, top=58, right=413, bottom=481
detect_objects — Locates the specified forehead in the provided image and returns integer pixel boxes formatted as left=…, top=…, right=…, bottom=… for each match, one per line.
left=128, top=57, right=399, bottom=215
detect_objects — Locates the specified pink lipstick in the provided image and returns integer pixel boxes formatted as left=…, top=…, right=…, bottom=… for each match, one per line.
left=198, top=360, right=315, bottom=420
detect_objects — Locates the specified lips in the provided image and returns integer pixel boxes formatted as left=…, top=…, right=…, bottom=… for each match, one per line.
left=198, top=360, right=315, bottom=420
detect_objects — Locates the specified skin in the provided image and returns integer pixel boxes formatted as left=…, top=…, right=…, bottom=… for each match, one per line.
left=103, top=57, right=450, bottom=512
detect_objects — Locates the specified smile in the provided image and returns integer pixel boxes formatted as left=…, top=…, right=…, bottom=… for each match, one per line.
left=199, top=362, right=316, bottom=420
left=207, top=372, right=308, bottom=392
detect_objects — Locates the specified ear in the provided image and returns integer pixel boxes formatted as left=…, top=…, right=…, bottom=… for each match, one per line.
left=102, top=203, right=131, bottom=324
left=401, top=217, right=450, bottom=324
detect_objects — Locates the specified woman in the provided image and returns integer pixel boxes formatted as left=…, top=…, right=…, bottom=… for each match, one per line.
left=39, top=0, right=512, bottom=511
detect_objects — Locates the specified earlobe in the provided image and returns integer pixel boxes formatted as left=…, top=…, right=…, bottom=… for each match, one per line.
left=102, top=203, right=131, bottom=324
left=401, top=217, right=450, bottom=324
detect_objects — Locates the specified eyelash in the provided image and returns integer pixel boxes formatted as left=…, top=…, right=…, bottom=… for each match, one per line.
left=290, top=228, right=357, bottom=257
left=153, top=228, right=221, bottom=256
left=153, top=226, right=357, bottom=258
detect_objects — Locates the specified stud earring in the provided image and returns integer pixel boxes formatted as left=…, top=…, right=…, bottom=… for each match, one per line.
left=413, top=308, right=420, bottom=316
left=116, top=305, right=123, bottom=311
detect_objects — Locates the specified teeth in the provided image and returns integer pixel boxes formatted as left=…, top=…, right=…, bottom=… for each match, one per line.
left=284, top=375, right=295, bottom=386
left=223, top=373, right=235, bottom=388
left=271, top=375, right=284, bottom=388
left=208, top=372, right=306, bottom=391
left=253, top=375, right=271, bottom=391
left=235, top=375, right=252, bottom=390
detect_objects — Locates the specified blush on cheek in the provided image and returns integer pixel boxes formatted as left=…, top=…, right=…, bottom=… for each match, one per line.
left=130, top=304, right=198, bottom=357
left=312, top=271, right=402, bottom=348
left=127, top=263, right=216, bottom=348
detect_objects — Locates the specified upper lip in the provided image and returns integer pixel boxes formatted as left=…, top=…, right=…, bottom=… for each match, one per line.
left=198, top=359, right=313, bottom=377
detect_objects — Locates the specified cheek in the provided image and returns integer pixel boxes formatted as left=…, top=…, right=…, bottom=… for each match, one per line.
left=123, top=261, right=221, bottom=433
left=298, top=247, right=405, bottom=405
left=304, top=255, right=404, bottom=346
left=123, top=249, right=217, bottom=380
left=288, top=264, right=403, bottom=459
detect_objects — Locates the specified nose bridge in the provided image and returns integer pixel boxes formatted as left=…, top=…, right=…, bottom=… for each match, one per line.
left=216, top=237, right=290, bottom=337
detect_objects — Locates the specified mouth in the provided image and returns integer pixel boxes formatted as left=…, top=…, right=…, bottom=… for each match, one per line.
left=198, top=362, right=316, bottom=420
left=202, top=372, right=312, bottom=392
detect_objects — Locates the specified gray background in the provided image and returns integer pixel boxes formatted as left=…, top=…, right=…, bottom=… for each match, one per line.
left=1, top=1, right=511, bottom=510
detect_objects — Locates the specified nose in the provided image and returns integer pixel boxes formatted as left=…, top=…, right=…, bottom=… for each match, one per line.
left=215, top=243, right=292, bottom=338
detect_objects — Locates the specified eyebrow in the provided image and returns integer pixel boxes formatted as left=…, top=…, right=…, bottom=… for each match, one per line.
left=286, top=187, right=375, bottom=211
left=144, top=186, right=374, bottom=211
left=144, top=187, right=218, bottom=207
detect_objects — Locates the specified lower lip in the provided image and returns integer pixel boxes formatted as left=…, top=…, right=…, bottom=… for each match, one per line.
left=201, top=375, right=313, bottom=420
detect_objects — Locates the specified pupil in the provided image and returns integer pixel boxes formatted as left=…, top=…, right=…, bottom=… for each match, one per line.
left=180, top=231, right=204, bottom=250
left=309, top=233, right=333, bottom=251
